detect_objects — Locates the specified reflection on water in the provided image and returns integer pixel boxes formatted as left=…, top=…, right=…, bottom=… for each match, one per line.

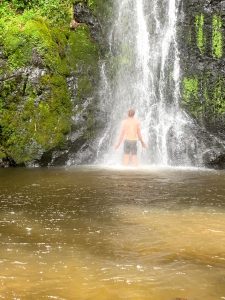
left=0, top=166, right=225, bottom=300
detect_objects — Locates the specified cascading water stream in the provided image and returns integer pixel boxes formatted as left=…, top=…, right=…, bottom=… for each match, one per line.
left=95, top=0, right=209, bottom=166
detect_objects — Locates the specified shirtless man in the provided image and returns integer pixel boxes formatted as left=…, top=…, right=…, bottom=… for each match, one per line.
left=114, top=109, right=147, bottom=165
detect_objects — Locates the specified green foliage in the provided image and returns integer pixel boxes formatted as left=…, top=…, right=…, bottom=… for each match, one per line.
left=195, top=14, right=205, bottom=55
left=0, top=0, right=101, bottom=164
left=1, top=0, right=73, bottom=25
left=1, top=12, right=70, bottom=72
left=0, top=74, right=71, bottom=163
left=212, top=81, right=225, bottom=113
left=68, top=25, right=99, bottom=70
left=212, top=15, right=223, bottom=59
left=183, top=77, right=199, bottom=101
left=206, top=77, right=225, bottom=117
left=182, top=75, right=225, bottom=121
left=36, top=0, right=73, bottom=25
left=0, top=2, right=15, bottom=19
left=67, top=25, right=99, bottom=72
left=3, top=0, right=39, bottom=11
left=0, top=151, right=6, bottom=159
left=182, top=77, right=201, bottom=118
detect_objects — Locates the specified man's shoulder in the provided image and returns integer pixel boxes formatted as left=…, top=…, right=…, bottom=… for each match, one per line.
left=121, top=119, right=128, bottom=129
left=133, top=118, right=140, bottom=125
left=123, top=117, right=140, bottom=125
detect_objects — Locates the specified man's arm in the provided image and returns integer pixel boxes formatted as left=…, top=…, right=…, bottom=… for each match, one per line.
left=137, top=123, right=147, bottom=148
left=115, top=122, right=125, bottom=149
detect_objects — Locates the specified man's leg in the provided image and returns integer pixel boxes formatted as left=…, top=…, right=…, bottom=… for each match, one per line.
left=123, top=154, right=130, bottom=165
left=123, top=140, right=130, bottom=165
left=131, top=155, right=138, bottom=166
left=130, top=141, right=138, bottom=166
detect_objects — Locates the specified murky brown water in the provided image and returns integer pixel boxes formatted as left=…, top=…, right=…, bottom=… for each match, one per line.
left=0, top=166, right=225, bottom=300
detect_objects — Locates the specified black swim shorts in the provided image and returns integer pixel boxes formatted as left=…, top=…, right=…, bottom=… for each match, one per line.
left=124, top=140, right=137, bottom=155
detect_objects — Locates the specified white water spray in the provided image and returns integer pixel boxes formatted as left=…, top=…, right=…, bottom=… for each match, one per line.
left=96, top=0, right=205, bottom=166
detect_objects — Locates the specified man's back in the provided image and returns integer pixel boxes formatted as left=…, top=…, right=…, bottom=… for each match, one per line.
left=122, top=118, right=140, bottom=141
left=114, top=109, right=147, bottom=165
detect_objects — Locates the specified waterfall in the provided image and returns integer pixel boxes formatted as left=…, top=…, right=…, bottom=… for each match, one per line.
left=95, top=0, right=205, bottom=166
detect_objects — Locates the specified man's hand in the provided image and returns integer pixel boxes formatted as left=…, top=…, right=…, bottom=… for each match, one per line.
left=141, top=141, right=148, bottom=149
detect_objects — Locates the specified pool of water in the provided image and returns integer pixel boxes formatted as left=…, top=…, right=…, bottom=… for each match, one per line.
left=0, top=166, right=225, bottom=300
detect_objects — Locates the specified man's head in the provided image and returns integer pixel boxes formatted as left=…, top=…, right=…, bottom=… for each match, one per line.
left=128, top=109, right=135, bottom=118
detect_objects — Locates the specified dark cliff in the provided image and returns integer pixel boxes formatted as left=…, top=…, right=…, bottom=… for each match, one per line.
left=179, top=0, right=225, bottom=168
left=0, top=0, right=111, bottom=167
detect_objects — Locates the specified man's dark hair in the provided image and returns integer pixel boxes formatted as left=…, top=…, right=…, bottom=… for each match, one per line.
left=128, top=109, right=135, bottom=117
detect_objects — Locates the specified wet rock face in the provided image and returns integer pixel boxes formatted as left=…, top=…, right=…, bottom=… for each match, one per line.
left=0, top=157, right=18, bottom=168
left=203, top=149, right=225, bottom=169
left=0, top=1, right=104, bottom=167
left=37, top=3, right=106, bottom=167
left=178, top=0, right=225, bottom=168
left=179, top=0, right=225, bottom=129
left=74, top=2, right=102, bottom=42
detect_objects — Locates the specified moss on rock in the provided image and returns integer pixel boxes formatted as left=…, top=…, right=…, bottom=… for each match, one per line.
left=1, top=11, right=70, bottom=73
left=182, top=75, right=225, bottom=125
left=179, top=1, right=225, bottom=136
left=0, top=73, right=71, bottom=163
left=195, top=14, right=206, bottom=55
left=182, top=77, right=201, bottom=118
left=73, top=0, right=113, bottom=20
left=0, top=0, right=102, bottom=165
left=212, top=15, right=223, bottom=59
left=67, top=25, right=99, bottom=72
